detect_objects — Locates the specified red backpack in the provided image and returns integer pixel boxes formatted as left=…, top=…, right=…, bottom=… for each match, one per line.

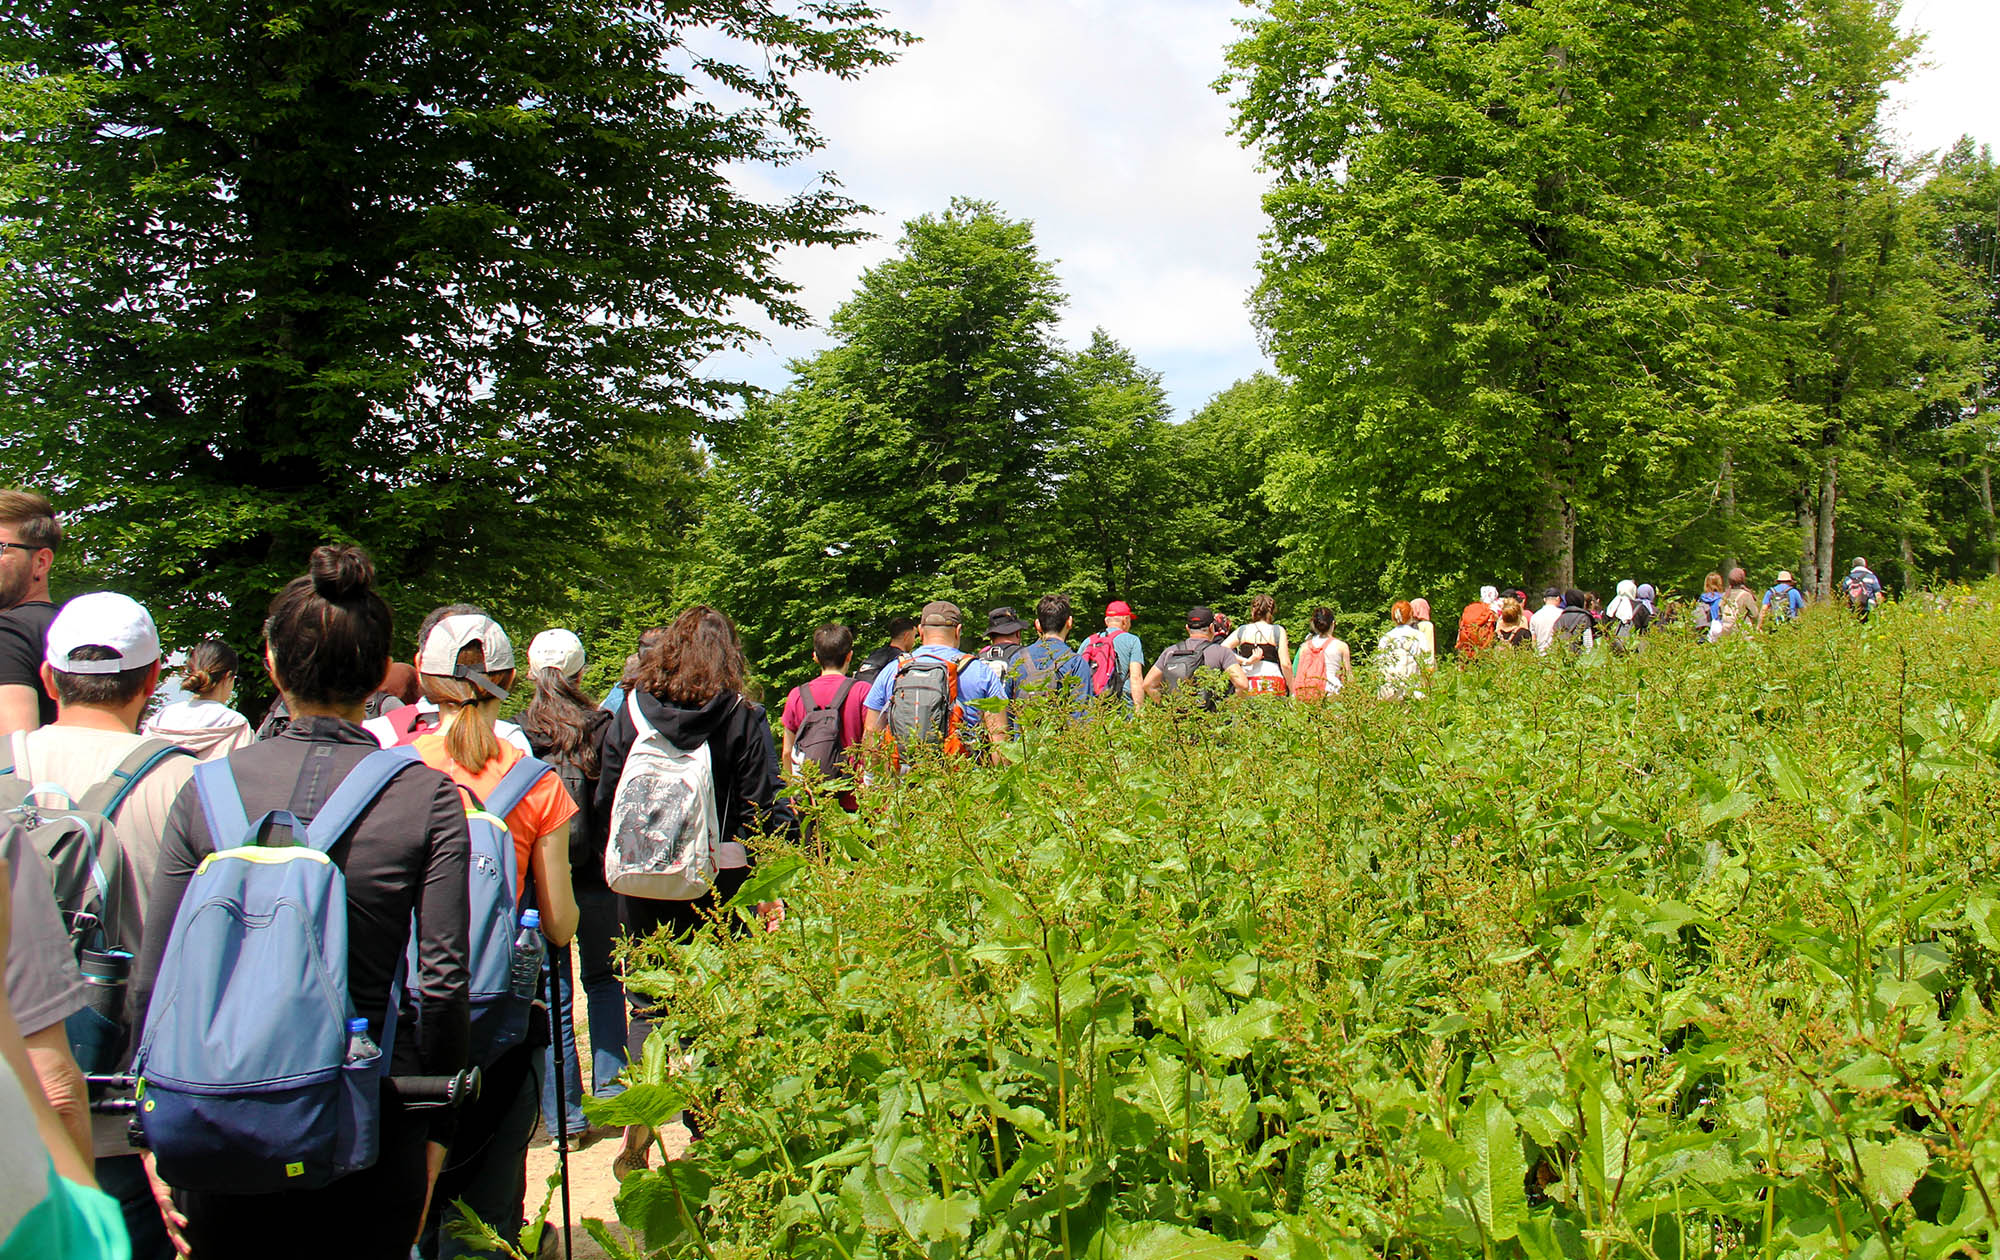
left=1081, top=631, right=1120, bottom=697
left=1294, top=640, right=1331, bottom=701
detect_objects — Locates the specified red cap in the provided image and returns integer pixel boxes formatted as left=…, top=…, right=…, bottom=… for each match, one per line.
left=1105, top=600, right=1134, bottom=618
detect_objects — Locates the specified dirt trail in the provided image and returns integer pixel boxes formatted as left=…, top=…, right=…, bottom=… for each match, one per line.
left=523, top=952, right=690, bottom=1260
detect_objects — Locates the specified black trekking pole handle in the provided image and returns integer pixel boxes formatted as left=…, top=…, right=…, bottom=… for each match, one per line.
left=385, top=1069, right=483, bottom=1110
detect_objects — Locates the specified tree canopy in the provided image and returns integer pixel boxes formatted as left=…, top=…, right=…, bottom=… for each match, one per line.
left=0, top=0, right=909, bottom=669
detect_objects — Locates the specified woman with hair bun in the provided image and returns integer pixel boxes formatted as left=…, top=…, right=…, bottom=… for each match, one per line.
left=143, top=639, right=253, bottom=759
left=131, top=545, right=473, bottom=1259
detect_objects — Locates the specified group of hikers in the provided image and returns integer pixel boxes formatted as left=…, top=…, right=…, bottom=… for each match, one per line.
left=0, top=482, right=1895, bottom=1260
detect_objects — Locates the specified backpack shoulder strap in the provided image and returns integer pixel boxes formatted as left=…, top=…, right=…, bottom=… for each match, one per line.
left=831, top=676, right=861, bottom=712
left=79, top=739, right=192, bottom=818
left=192, top=759, right=251, bottom=848
left=483, top=754, right=554, bottom=821
left=304, top=747, right=425, bottom=853
left=799, top=682, right=822, bottom=717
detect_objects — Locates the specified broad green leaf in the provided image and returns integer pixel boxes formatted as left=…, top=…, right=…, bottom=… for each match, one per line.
left=613, top=1163, right=715, bottom=1249
left=1765, top=747, right=1810, bottom=804
left=1461, top=1091, right=1527, bottom=1239
left=1099, top=1220, right=1270, bottom=1259
left=583, top=1083, right=688, bottom=1129
left=1853, top=1135, right=1927, bottom=1208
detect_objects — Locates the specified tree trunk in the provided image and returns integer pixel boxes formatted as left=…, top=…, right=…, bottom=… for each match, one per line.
left=1899, top=531, right=1916, bottom=589
left=1979, top=386, right=1999, bottom=577
left=1534, top=466, right=1577, bottom=591
left=1720, top=445, right=1737, bottom=575
left=1815, top=450, right=1839, bottom=595
left=1798, top=483, right=1818, bottom=596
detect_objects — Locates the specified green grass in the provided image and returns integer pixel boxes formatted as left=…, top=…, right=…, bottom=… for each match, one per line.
left=589, top=596, right=2000, bottom=1260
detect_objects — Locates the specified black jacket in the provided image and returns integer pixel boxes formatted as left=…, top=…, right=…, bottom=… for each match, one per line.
left=594, top=689, right=797, bottom=862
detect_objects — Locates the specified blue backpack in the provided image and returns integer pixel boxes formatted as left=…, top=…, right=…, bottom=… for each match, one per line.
left=134, top=748, right=425, bottom=1193
left=408, top=748, right=556, bottom=1067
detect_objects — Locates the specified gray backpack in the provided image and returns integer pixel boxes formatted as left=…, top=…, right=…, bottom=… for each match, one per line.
left=885, top=654, right=966, bottom=753
left=1, top=736, right=190, bottom=958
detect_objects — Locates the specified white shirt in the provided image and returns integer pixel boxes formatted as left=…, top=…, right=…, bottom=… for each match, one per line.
left=1529, top=602, right=1563, bottom=653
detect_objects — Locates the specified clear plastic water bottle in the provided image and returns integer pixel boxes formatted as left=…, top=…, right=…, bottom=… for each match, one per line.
left=344, top=1017, right=378, bottom=1065
left=510, top=909, right=544, bottom=1001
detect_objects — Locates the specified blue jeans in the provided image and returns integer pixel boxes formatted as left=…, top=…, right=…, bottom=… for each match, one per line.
left=541, top=885, right=627, bottom=1136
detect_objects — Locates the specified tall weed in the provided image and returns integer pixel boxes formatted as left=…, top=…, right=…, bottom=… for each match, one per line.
left=589, top=601, right=2000, bottom=1259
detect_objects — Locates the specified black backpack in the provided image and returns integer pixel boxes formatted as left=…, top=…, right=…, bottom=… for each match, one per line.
left=793, top=678, right=861, bottom=781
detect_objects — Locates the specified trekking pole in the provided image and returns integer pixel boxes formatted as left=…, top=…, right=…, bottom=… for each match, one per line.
left=546, top=944, right=573, bottom=1260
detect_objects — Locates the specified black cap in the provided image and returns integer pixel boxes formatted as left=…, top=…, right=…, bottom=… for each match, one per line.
left=1542, top=586, right=1562, bottom=600
left=986, top=606, right=1031, bottom=636
left=1186, top=605, right=1215, bottom=628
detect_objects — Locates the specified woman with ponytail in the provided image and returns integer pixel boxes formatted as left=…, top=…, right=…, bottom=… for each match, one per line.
left=407, top=608, right=578, bottom=1259
left=143, top=639, right=253, bottom=759
left=132, top=546, right=473, bottom=1259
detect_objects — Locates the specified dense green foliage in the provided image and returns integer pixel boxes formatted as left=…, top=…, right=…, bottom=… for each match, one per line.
left=692, top=201, right=1284, bottom=670
left=593, top=603, right=2000, bottom=1258
left=1224, top=0, right=1999, bottom=606
left=0, top=0, right=907, bottom=677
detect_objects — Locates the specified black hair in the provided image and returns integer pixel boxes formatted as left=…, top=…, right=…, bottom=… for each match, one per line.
left=519, top=667, right=609, bottom=777
left=813, top=624, right=855, bottom=666
left=265, top=545, right=394, bottom=707
left=1035, top=594, right=1071, bottom=634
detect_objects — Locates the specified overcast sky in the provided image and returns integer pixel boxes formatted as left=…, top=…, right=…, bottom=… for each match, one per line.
left=708, top=0, right=2000, bottom=423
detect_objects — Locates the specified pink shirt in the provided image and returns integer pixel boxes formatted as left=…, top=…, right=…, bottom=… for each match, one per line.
left=780, top=674, right=868, bottom=751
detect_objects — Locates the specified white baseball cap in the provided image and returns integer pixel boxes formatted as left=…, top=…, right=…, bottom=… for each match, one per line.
left=418, top=613, right=514, bottom=700
left=527, top=629, right=585, bottom=679
left=45, top=592, right=161, bottom=674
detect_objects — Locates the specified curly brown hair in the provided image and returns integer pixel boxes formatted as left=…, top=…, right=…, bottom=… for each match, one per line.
left=635, top=605, right=745, bottom=706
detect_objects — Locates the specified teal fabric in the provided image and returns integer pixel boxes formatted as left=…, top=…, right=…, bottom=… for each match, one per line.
left=0, top=1164, right=131, bottom=1260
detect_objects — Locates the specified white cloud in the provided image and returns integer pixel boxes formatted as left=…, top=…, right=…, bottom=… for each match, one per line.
left=701, top=0, right=1272, bottom=421
left=702, top=0, right=1999, bottom=421
left=1892, top=0, right=2000, bottom=160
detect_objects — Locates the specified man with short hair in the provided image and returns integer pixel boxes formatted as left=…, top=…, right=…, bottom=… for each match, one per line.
left=1082, top=600, right=1146, bottom=712
left=1529, top=587, right=1563, bottom=654
left=1761, top=570, right=1806, bottom=628
left=0, top=491, right=63, bottom=736
left=5, top=592, right=195, bottom=1256
left=780, top=623, right=868, bottom=809
left=854, top=617, right=918, bottom=686
left=862, top=602, right=1008, bottom=755
left=1141, top=606, right=1249, bottom=705
left=1011, top=595, right=1091, bottom=720
left=1718, top=567, right=1760, bottom=638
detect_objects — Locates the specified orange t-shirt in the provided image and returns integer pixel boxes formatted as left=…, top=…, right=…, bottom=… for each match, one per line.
left=412, top=733, right=579, bottom=897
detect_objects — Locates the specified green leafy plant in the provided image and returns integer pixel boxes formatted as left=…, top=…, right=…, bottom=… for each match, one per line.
left=588, top=602, right=2000, bottom=1258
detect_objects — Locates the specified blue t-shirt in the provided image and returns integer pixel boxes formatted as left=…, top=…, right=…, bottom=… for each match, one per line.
left=862, top=644, right=1007, bottom=730
left=1762, top=584, right=1804, bottom=618
left=1014, top=637, right=1092, bottom=715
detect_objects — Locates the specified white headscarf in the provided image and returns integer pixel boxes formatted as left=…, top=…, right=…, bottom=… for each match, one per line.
left=1480, top=585, right=1500, bottom=611
left=1606, top=579, right=1639, bottom=624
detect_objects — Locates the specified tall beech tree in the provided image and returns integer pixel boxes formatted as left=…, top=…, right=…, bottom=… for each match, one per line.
left=0, top=0, right=907, bottom=657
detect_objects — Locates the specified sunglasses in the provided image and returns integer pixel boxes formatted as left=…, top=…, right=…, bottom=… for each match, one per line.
left=0, top=541, right=46, bottom=556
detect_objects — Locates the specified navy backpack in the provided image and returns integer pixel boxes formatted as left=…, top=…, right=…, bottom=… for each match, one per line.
left=134, top=748, right=423, bottom=1193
